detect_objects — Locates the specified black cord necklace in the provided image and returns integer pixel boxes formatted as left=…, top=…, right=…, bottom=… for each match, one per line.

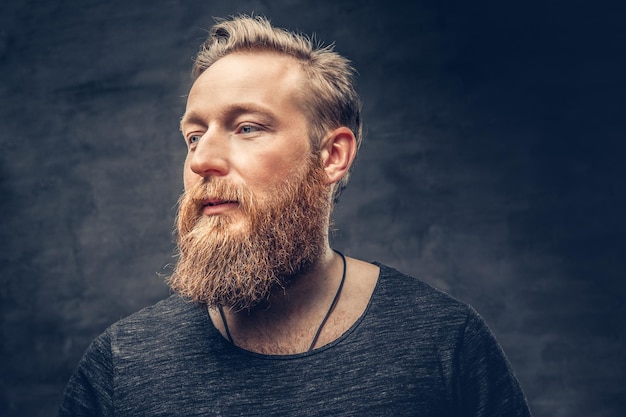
left=218, top=249, right=347, bottom=352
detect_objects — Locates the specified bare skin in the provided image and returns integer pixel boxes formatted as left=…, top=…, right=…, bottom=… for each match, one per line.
left=208, top=252, right=380, bottom=355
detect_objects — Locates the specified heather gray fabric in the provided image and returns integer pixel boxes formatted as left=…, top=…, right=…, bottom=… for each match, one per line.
left=58, top=263, right=532, bottom=416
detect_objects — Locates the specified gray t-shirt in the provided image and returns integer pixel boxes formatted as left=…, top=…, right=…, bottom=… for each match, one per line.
left=58, top=263, right=532, bottom=416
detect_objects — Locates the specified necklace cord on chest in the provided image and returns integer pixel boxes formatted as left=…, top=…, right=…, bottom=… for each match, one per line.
left=217, top=249, right=347, bottom=352
left=308, top=249, right=346, bottom=351
left=218, top=303, right=234, bottom=344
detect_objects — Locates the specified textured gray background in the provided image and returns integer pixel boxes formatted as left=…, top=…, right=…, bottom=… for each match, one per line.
left=1, top=1, right=625, bottom=416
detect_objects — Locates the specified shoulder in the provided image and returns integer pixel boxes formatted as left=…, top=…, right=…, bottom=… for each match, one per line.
left=102, top=295, right=210, bottom=352
left=112, top=294, right=203, bottom=330
left=374, top=262, right=472, bottom=317
left=370, top=264, right=531, bottom=415
left=365, top=262, right=486, bottom=343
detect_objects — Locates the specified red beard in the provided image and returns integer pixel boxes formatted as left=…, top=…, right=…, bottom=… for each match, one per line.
left=168, top=154, right=331, bottom=310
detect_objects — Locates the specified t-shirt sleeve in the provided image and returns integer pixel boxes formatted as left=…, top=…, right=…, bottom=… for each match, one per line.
left=456, top=308, right=532, bottom=417
left=57, top=330, right=114, bottom=417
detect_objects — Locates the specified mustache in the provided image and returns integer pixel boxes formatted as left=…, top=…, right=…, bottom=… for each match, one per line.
left=176, top=178, right=256, bottom=238
left=182, top=178, right=255, bottom=213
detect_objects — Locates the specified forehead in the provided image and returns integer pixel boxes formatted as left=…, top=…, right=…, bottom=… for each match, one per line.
left=183, top=52, right=307, bottom=123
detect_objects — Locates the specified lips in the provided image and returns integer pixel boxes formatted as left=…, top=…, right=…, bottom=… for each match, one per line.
left=202, top=199, right=237, bottom=207
left=199, top=199, right=239, bottom=216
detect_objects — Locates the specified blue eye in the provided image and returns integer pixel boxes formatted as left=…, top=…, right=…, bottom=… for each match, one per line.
left=188, top=135, right=201, bottom=144
left=239, top=125, right=259, bottom=134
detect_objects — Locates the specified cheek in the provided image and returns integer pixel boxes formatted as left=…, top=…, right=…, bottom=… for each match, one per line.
left=251, top=145, right=309, bottom=176
left=243, top=161, right=292, bottom=192
left=230, top=151, right=277, bottom=181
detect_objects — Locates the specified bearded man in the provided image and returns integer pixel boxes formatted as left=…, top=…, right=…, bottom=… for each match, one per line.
left=58, top=15, right=532, bottom=416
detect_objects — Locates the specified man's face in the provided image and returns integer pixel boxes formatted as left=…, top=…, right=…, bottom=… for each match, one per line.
left=180, top=52, right=313, bottom=225
left=172, top=52, right=332, bottom=309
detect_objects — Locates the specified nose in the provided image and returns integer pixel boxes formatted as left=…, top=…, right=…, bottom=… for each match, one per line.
left=188, top=128, right=229, bottom=178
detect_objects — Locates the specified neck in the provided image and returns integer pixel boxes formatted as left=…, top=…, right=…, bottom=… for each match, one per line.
left=214, top=245, right=345, bottom=354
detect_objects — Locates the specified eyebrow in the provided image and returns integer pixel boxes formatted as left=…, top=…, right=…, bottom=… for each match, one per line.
left=180, top=103, right=279, bottom=132
left=179, top=113, right=202, bottom=133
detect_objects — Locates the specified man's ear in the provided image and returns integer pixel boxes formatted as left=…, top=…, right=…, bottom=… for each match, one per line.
left=319, top=127, right=357, bottom=185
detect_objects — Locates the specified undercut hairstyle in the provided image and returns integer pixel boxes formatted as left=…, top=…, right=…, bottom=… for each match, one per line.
left=192, top=15, right=362, bottom=198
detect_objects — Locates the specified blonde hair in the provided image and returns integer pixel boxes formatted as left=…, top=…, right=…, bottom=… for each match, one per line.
left=192, top=15, right=362, bottom=198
